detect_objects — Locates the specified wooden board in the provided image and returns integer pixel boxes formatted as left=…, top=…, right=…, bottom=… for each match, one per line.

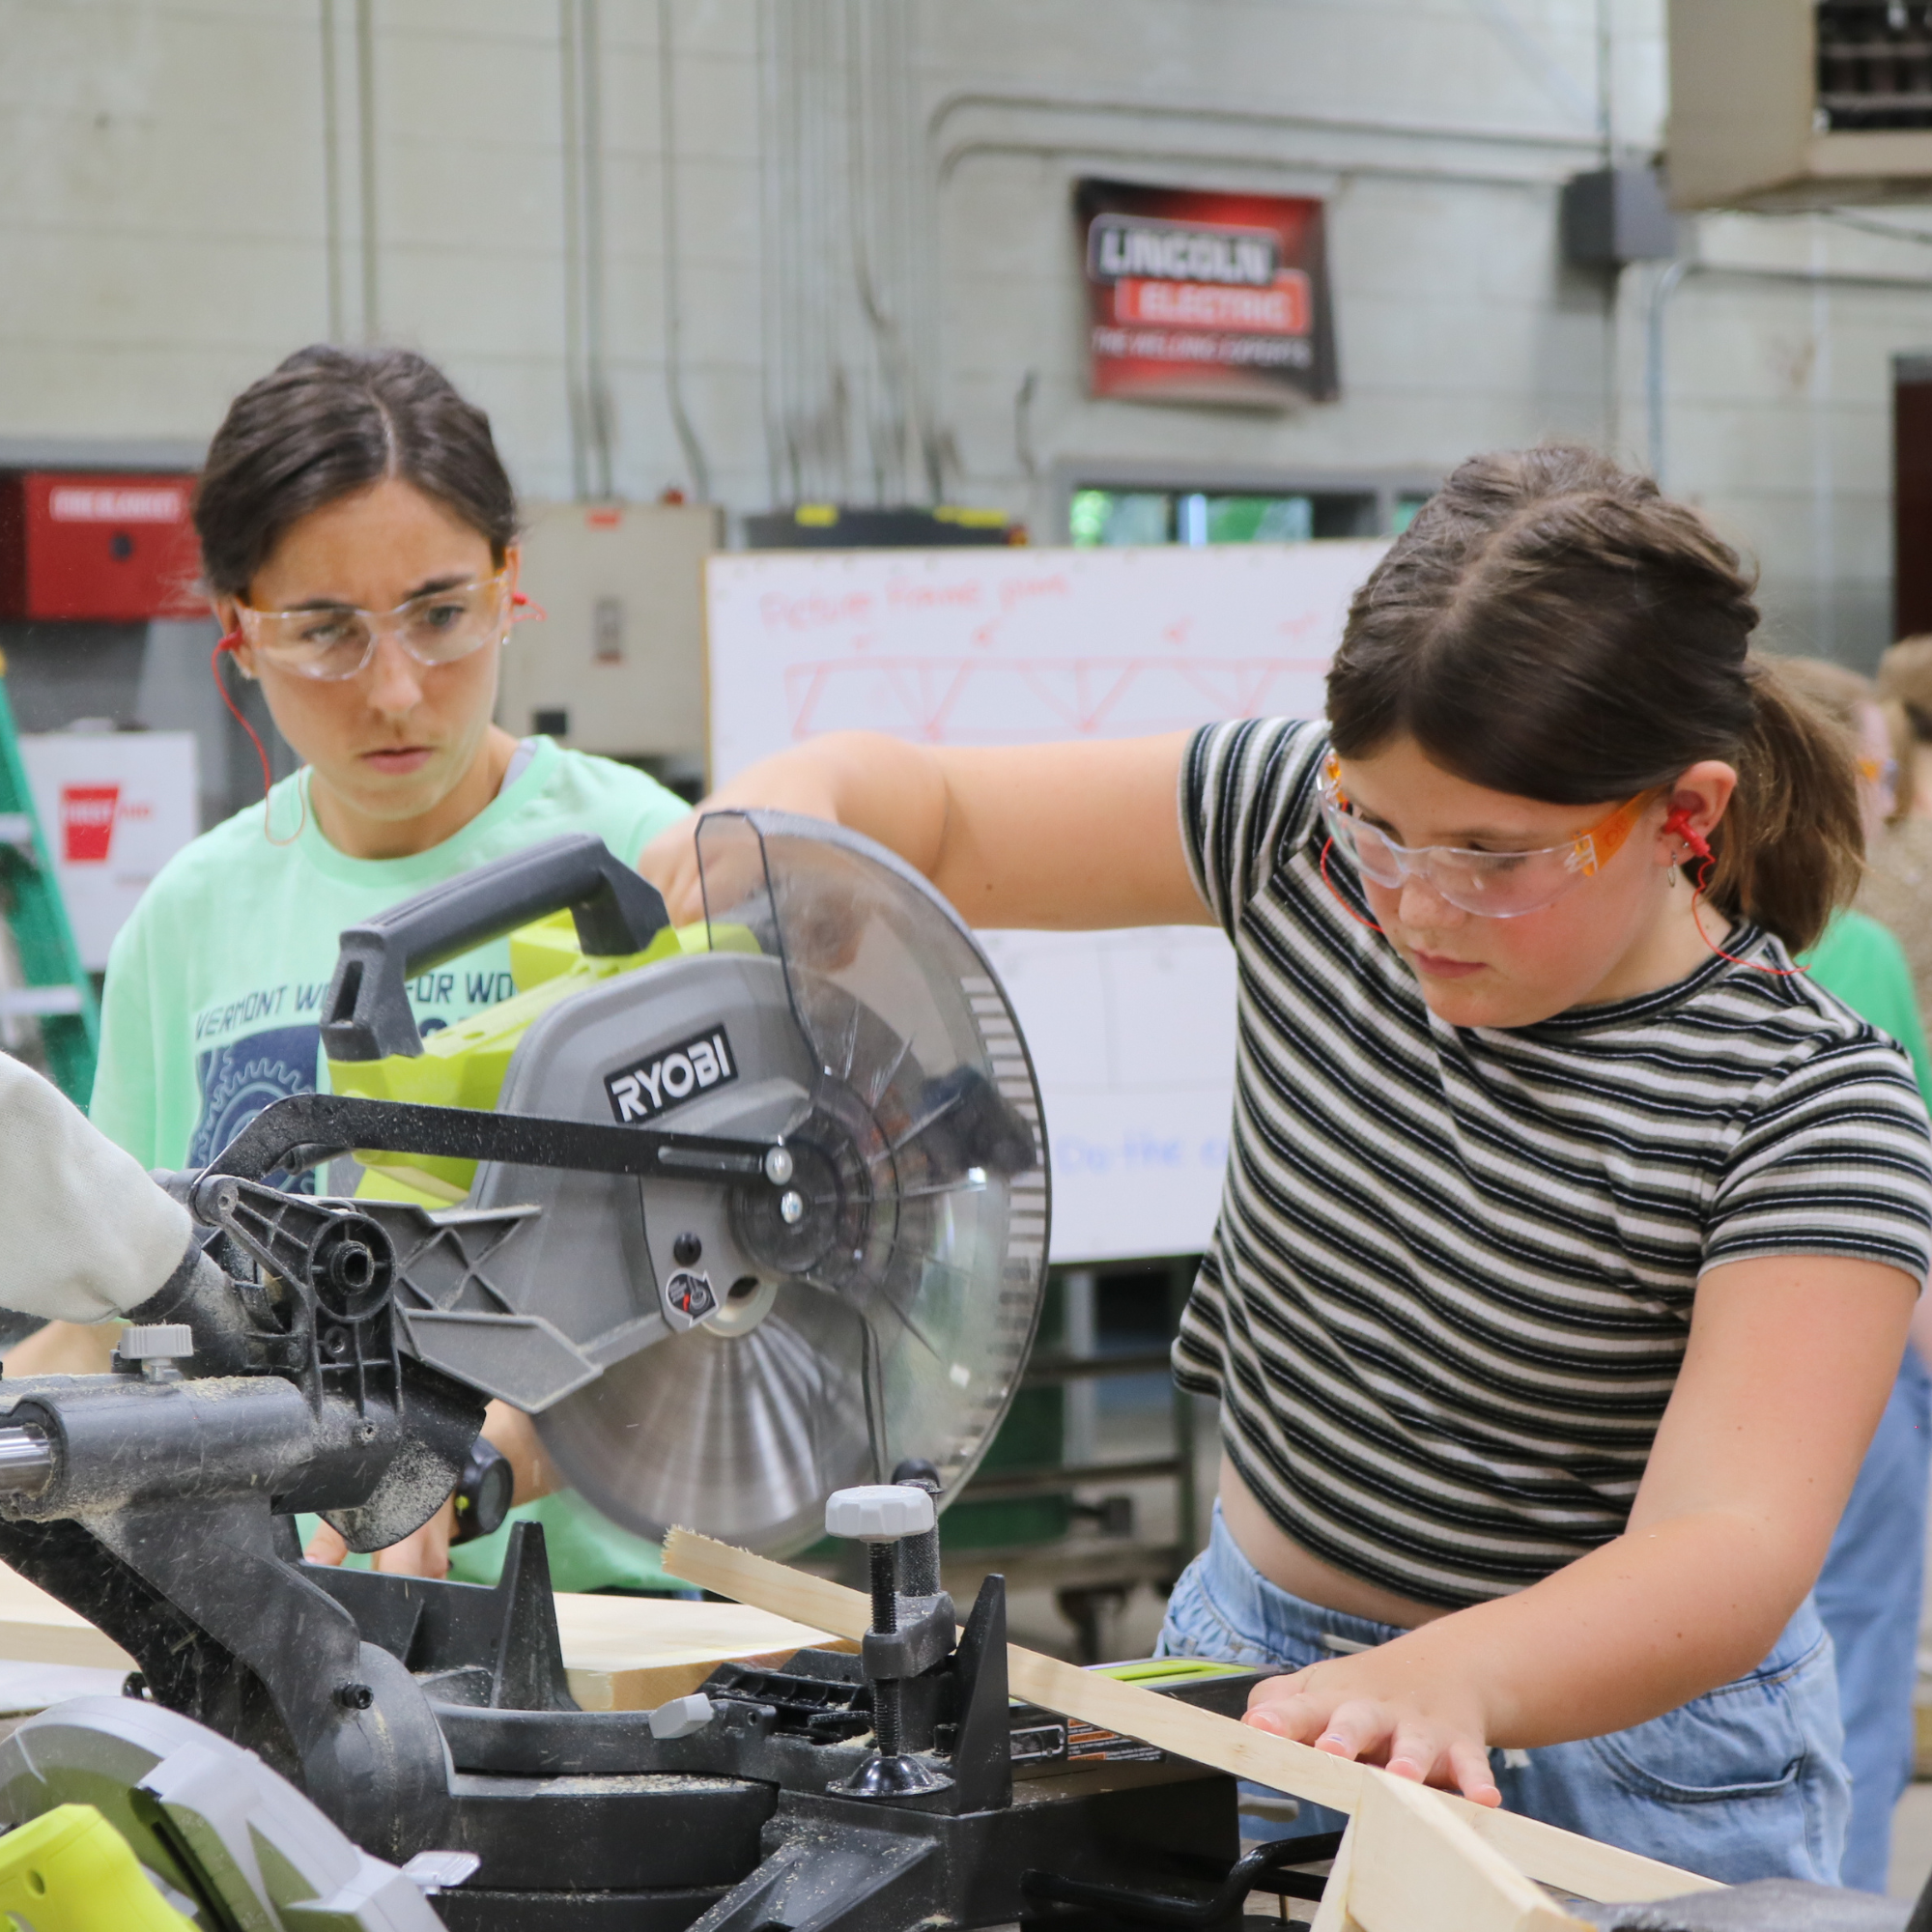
left=663, top=1527, right=1721, bottom=1908
left=1346, top=1776, right=1585, bottom=1932
left=553, top=1596, right=852, bottom=1710
left=0, top=1560, right=841, bottom=1714
left=0, top=1562, right=133, bottom=1672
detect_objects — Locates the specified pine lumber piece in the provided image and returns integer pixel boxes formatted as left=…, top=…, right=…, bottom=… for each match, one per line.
left=1308, top=1818, right=1362, bottom=1932
left=0, top=1561, right=133, bottom=1672
left=552, top=1594, right=850, bottom=1710
left=663, top=1527, right=1720, bottom=1907
left=0, top=1560, right=841, bottom=1714
left=1347, top=1776, right=1585, bottom=1932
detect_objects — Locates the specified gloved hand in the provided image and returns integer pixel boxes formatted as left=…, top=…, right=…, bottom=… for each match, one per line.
left=0, top=1055, right=194, bottom=1323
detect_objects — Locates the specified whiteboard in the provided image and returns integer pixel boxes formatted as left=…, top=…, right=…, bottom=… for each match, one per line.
left=705, top=540, right=1385, bottom=1263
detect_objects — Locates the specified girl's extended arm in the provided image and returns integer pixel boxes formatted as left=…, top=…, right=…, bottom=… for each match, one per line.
left=640, top=730, right=1209, bottom=930
left=1242, top=1254, right=1916, bottom=1803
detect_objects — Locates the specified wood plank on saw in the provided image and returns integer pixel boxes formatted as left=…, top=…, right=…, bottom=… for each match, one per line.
left=553, top=1594, right=851, bottom=1710
left=662, top=1526, right=1721, bottom=1908
left=0, top=1560, right=844, bottom=1713
left=0, top=1561, right=134, bottom=1672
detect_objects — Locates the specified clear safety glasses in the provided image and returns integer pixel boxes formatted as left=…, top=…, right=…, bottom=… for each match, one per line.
left=233, top=572, right=513, bottom=682
left=1318, top=755, right=1655, bottom=920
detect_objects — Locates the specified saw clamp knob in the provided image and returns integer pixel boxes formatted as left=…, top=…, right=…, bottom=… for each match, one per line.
left=115, top=1325, right=195, bottom=1384
left=825, top=1484, right=953, bottom=1800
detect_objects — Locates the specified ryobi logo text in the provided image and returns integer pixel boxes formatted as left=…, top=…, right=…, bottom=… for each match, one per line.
left=606, top=1027, right=737, bottom=1122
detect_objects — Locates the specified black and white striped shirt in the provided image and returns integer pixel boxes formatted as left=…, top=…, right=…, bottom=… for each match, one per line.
left=1174, top=719, right=1932, bottom=1607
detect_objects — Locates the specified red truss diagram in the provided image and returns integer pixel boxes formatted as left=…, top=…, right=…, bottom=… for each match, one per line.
left=781, top=653, right=1334, bottom=744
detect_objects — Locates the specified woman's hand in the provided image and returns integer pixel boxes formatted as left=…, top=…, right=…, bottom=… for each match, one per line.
left=300, top=1403, right=549, bottom=1579
left=305, top=1499, right=455, bottom=1578
left=1242, top=1644, right=1502, bottom=1805
left=639, top=744, right=859, bottom=925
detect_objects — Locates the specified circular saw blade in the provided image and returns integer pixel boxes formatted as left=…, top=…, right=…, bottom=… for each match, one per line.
left=534, top=1283, right=878, bottom=1556
left=534, top=810, right=1052, bottom=1557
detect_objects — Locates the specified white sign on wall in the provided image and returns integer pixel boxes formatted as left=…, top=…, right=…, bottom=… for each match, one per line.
left=19, top=731, right=200, bottom=970
left=706, top=540, right=1384, bottom=1263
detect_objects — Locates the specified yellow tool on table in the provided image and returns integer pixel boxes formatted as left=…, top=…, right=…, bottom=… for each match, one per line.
left=0, top=1804, right=193, bottom=1931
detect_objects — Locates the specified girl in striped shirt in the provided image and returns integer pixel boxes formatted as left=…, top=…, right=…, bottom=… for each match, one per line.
left=647, top=446, right=1932, bottom=1883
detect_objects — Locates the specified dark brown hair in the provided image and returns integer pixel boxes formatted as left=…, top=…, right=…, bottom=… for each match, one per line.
left=1326, top=445, right=1861, bottom=953
left=193, top=345, right=517, bottom=597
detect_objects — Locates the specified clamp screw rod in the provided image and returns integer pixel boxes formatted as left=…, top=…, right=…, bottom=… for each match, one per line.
left=824, top=1483, right=947, bottom=1796
left=867, top=1541, right=903, bottom=1759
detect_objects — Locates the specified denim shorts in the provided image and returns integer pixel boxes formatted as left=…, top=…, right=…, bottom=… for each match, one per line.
left=1154, top=1503, right=1850, bottom=1886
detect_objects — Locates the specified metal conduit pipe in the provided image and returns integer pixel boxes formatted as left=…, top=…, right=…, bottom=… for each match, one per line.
left=581, top=0, right=612, bottom=500
left=560, top=0, right=588, bottom=500
left=926, top=88, right=1605, bottom=184
left=755, top=0, right=787, bottom=506
left=934, top=140, right=1569, bottom=193
left=659, top=0, right=712, bottom=503
left=1646, top=256, right=1932, bottom=491
left=559, top=0, right=614, bottom=501
left=355, top=0, right=378, bottom=342
left=320, top=0, right=346, bottom=342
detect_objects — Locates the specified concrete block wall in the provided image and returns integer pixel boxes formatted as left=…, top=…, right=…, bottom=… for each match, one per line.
left=0, top=0, right=1927, bottom=667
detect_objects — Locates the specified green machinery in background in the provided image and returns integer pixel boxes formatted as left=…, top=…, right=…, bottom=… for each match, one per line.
left=0, top=669, right=99, bottom=1103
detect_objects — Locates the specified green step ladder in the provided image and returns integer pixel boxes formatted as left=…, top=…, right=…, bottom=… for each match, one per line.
left=0, top=668, right=100, bottom=1104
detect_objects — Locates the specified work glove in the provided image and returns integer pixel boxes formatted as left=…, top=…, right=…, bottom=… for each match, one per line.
left=0, top=1053, right=193, bottom=1323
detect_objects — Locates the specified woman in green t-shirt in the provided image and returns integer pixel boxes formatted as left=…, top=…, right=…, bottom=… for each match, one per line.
left=12, top=345, right=691, bottom=1593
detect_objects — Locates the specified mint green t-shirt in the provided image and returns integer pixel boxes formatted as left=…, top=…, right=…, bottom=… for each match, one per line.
left=1802, top=908, right=1932, bottom=1096
left=91, top=736, right=692, bottom=1593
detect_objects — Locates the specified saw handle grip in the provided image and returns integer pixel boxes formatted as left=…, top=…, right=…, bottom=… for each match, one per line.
left=321, top=833, right=670, bottom=1061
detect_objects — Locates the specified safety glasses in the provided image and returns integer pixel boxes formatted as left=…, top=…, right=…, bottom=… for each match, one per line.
left=232, top=571, right=514, bottom=682
left=1318, top=755, right=1655, bottom=920
left=1859, top=753, right=1899, bottom=795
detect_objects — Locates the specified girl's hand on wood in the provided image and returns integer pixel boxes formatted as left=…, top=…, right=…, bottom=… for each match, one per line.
left=1242, top=1655, right=1503, bottom=1806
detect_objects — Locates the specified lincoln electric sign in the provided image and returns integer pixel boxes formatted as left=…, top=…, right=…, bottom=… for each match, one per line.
left=1077, top=181, right=1337, bottom=408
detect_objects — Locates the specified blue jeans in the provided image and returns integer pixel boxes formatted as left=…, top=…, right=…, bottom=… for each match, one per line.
left=1156, top=1503, right=1850, bottom=1886
left=1815, top=1349, right=1932, bottom=1891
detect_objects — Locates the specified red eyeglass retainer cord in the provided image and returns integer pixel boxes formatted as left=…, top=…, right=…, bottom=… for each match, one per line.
left=211, top=590, right=542, bottom=846
left=1318, top=807, right=1803, bottom=979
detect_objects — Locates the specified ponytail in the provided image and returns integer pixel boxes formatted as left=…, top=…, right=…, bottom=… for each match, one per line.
left=1327, top=444, right=1861, bottom=956
left=1701, top=662, right=1862, bottom=955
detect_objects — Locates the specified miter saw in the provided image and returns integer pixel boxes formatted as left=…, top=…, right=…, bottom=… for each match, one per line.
left=0, top=813, right=1293, bottom=1929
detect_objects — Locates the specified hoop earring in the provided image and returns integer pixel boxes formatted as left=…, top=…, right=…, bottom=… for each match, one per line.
left=1662, top=815, right=1805, bottom=980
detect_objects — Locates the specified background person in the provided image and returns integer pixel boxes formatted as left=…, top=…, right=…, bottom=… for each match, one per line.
left=640, top=447, right=1932, bottom=1882
left=11, top=344, right=691, bottom=1590
left=1776, top=656, right=1932, bottom=1891
left=1867, top=637, right=1932, bottom=1025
